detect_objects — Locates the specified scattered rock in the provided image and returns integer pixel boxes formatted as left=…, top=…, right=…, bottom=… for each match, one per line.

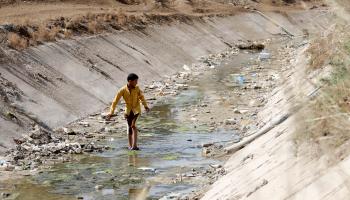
left=202, top=143, right=214, bottom=147
left=78, top=121, right=90, bottom=127
left=28, top=125, right=52, bottom=145
left=63, top=127, right=76, bottom=135
left=95, top=185, right=104, bottom=190
left=183, top=64, right=191, bottom=71
left=138, top=167, right=156, bottom=173
left=1, top=192, right=11, bottom=198
left=184, top=172, right=196, bottom=177
left=235, top=75, right=245, bottom=85
left=253, top=84, right=262, bottom=89
left=190, top=117, right=197, bottom=121
left=2, top=163, right=15, bottom=171
left=233, top=108, right=241, bottom=114
left=225, top=118, right=237, bottom=125
left=5, top=111, right=17, bottom=120
left=209, top=164, right=222, bottom=169
left=259, top=51, right=271, bottom=60
left=202, top=147, right=211, bottom=155
left=0, top=159, right=6, bottom=165
left=159, top=193, right=182, bottom=200
left=237, top=43, right=265, bottom=50
left=85, top=133, right=95, bottom=138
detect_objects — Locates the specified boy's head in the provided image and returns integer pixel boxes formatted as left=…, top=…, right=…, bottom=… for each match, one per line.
left=127, top=73, right=138, bottom=87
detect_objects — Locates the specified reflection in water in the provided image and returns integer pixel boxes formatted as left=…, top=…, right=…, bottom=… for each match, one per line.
left=128, top=153, right=138, bottom=167
left=129, top=185, right=151, bottom=200
left=127, top=152, right=151, bottom=167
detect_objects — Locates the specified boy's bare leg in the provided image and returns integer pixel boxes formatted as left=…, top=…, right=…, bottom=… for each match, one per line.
left=131, top=119, right=138, bottom=148
left=128, top=132, right=133, bottom=148
left=127, top=115, right=133, bottom=149
left=132, top=127, right=138, bottom=148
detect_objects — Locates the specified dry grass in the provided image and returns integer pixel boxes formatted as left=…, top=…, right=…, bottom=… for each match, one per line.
left=35, top=26, right=60, bottom=42
left=306, top=33, right=337, bottom=69
left=5, top=10, right=200, bottom=50
left=63, top=28, right=72, bottom=38
left=87, top=20, right=98, bottom=33
left=295, top=27, right=350, bottom=158
left=7, top=33, right=28, bottom=50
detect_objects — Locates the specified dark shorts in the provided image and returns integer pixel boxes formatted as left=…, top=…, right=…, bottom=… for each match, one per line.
left=126, top=111, right=139, bottom=135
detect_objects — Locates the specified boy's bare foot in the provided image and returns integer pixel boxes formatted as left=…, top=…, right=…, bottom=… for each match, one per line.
left=131, top=147, right=140, bottom=151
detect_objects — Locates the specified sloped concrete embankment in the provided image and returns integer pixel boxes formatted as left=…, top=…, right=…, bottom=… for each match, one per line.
left=202, top=12, right=350, bottom=200
left=0, top=9, right=330, bottom=154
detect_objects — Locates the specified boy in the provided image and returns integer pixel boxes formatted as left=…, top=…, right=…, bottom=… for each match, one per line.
left=106, top=73, right=150, bottom=150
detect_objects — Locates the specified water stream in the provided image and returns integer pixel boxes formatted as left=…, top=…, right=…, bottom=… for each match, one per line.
left=0, top=51, right=259, bottom=200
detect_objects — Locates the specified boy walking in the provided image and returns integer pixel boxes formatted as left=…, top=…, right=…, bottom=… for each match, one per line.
left=106, top=73, right=150, bottom=150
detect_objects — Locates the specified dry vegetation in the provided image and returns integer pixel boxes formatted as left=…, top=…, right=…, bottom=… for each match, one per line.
left=3, top=9, right=221, bottom=50
left=1, top=0, right=310, bottom=50
left=306, top=32, right=337, bottom=69
left=7, top=33, right=28, bottom=50
left=3, top=11, right=147, bottom=50
left=295, top=26, right=350, bottom=158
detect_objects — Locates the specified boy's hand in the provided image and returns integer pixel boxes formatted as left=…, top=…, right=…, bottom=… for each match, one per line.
left=145, top=107, right=150, bottom=112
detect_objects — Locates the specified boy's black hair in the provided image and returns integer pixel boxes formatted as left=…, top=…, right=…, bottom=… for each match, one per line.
left=127, top=73, right=139, bottom=81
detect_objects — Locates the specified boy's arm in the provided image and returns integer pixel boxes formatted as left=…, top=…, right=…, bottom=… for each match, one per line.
left=109, top=89, right=124, bottom=115
left=138, top=88, right=149, bottom=110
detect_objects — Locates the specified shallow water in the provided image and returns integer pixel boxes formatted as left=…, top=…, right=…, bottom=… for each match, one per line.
left=0, top=51, right=259, bottom=200
left=1, top=91, right=232, bottom=200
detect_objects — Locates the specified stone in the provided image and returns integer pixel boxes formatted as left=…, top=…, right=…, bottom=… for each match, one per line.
left=209, top=164, right=222, bottom=169
left=259, top=51, right=271, bottom=60
left=183, top=64, right=191, bottom=71
left=159, top=193, right=182, bottom=200
left=237, top=43, right=264, bottom=50
left=233, top=108, right=241, bottom=114
left=225, top=118, right=237, bottom=125
left=202, top=148, right=211, bottom=156
left=95, top=185, right=104, bottom=190
left=100, top=112, right=109, bottom=119
left=85, top=133, right=94, bottom=138
left=29, top=125, right=52, bottom=145
left=148, top=84, right=156, bottom=89
left=253, top=84, right=262, bottom=89
left=1, top=192, right=11, bottom=198
left=78, top=121, right=90, bottom=127
left=138, top=167, right=156, bottom=173
left=4, top=164, right=15, bottom=171
left=63, top=127, right=75, bottom=135
left=184, top=173, right=195, bottom=177
left=0, top=159, right=6, bottom=166
left=202, top=143, right=213, bottom=147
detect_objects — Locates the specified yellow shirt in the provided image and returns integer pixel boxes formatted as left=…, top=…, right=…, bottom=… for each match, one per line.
left=109, top=85, right=148, bottom=115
